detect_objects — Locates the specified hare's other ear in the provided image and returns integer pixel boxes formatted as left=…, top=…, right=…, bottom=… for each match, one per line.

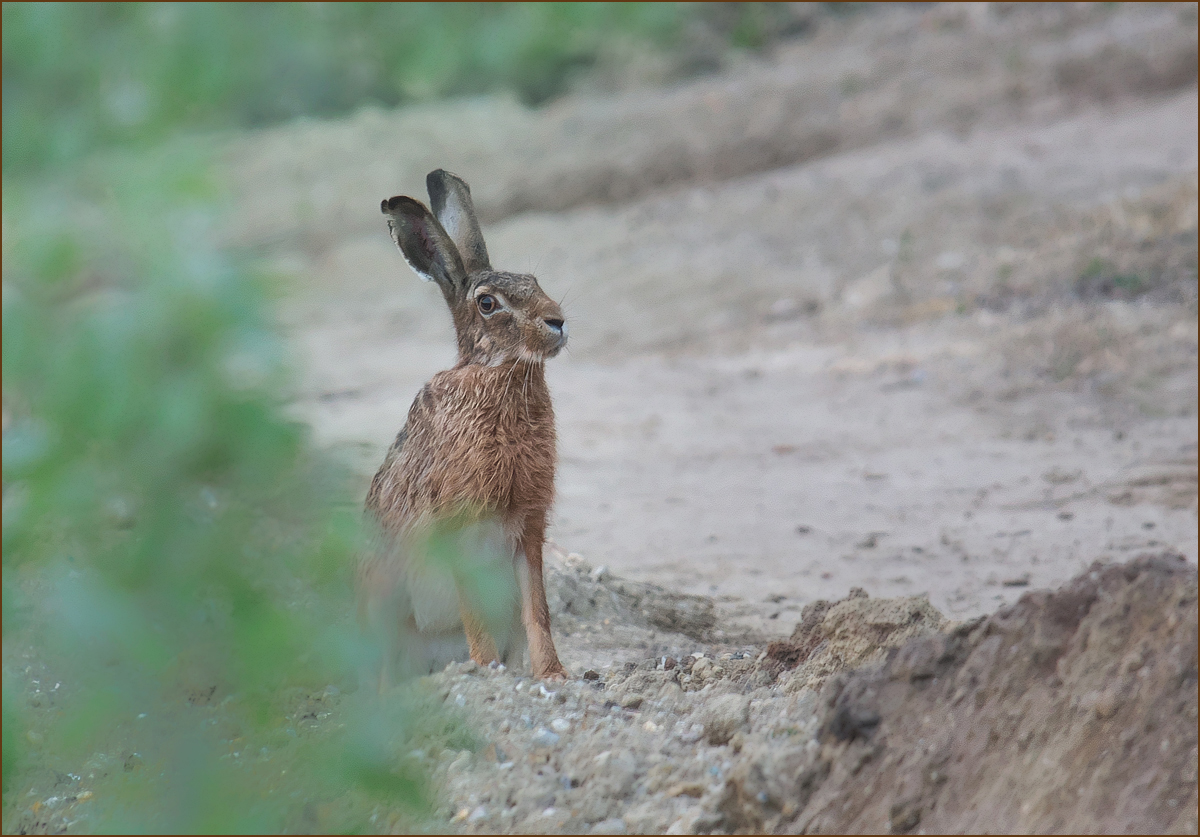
left=427, top=169, right=491, bottom=274
left=381, top=195, right=468, bottom=301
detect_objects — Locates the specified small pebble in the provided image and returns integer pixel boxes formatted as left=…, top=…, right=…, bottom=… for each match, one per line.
left=667, top=782, right=706, bottom=798
left=592, top=817, right=628, bottom=834
left=532, top=728, right=561, bottom=747
left=551, top=718, right=571, bottom=734
left=1093, top=691, right=1120, bottom=719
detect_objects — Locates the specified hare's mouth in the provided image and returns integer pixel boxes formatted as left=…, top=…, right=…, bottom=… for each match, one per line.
left=517, top=342, right=561, bottom=364
left=511, top=322, right=565, bottom=363
left=541, top=319, right=567, bottom=356
left=541, top=333, right=567, bottom=360
left=483, top=323, right=564, bottom=365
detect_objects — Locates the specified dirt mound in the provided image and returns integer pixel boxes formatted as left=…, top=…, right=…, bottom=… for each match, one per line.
left=717, top=552, right=1198, bottom=834
left=765, top=587, right=947, bottom=694
left=377, top=573, right=963, bottom=835
left=547, top=546, right=719, bottom=643
left=381, top=554, right=1198, bottom=835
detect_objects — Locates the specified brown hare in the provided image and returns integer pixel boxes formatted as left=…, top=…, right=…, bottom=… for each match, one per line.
left=358, top=169, right=568, bottom=683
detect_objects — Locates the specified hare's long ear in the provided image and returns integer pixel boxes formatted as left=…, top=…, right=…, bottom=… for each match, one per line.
left=426, top=169, right=491, bottom=274
left=381, top=195, right=468, bottom=303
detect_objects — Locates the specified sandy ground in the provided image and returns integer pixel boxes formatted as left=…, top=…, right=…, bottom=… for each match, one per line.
left=259, top=3, right=1198, bottom=639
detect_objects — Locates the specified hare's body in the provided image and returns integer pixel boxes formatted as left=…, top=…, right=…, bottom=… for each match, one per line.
left=366, top=361, right=555, bottom=529
left=358, top=170, right=567, bottom=681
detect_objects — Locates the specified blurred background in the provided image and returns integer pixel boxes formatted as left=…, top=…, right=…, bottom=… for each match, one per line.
left=3, top=2, right=1197, bottom=833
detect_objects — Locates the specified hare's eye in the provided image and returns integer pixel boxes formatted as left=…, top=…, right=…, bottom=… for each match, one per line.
left=477, top=294, right=498, bottom=315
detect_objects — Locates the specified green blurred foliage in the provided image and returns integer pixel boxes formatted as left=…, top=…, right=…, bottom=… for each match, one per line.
left=0, top=142, right=441, bottom=832
left=2, top=2, right=686, bottom=177
left=1, top=2, right=824, bottom=178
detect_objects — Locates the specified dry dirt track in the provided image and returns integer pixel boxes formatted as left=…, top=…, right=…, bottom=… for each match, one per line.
left=241, top=3, right=1198, bottom=638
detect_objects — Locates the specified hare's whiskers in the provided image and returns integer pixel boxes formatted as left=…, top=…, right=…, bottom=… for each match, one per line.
left=500, top=357, right=520, bottom=408
left=522, top=361, right=533, bottom=423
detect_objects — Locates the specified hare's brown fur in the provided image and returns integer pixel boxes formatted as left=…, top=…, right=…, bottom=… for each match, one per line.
left=366, top=361, right=555, bottom=528
left=358, top=170, right=567, bottom=681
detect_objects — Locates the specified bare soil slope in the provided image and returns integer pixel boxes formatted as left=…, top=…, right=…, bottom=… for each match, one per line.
left=375, top=553, right=1196, bottom=835
left=724, top=552, right=1198, bottom=835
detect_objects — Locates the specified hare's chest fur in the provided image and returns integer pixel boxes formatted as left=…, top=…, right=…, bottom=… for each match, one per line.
left=367, top=361, right=556, bottom=531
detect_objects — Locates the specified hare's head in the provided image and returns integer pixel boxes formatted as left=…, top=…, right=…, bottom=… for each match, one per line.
left=382, top=170, right=566, bottom=366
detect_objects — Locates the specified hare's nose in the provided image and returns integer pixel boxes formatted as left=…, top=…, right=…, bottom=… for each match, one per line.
left=544, top=318, right=564, bottom=334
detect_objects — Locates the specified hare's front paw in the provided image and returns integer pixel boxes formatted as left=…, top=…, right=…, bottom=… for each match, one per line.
left=535, top=663, right=568, bottom=682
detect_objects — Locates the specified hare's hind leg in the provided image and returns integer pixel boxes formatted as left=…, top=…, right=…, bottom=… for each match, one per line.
left=359, top=584, right=416, bottom=693
left=457, top=589, right=501, bottom=665
left=518, top=516, right=567, bottom=680
left=450, top=515, right=519, bottom=667
left=498, top=588, right=528, bottom=670
left=456, top=576, right=524, bottom=669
